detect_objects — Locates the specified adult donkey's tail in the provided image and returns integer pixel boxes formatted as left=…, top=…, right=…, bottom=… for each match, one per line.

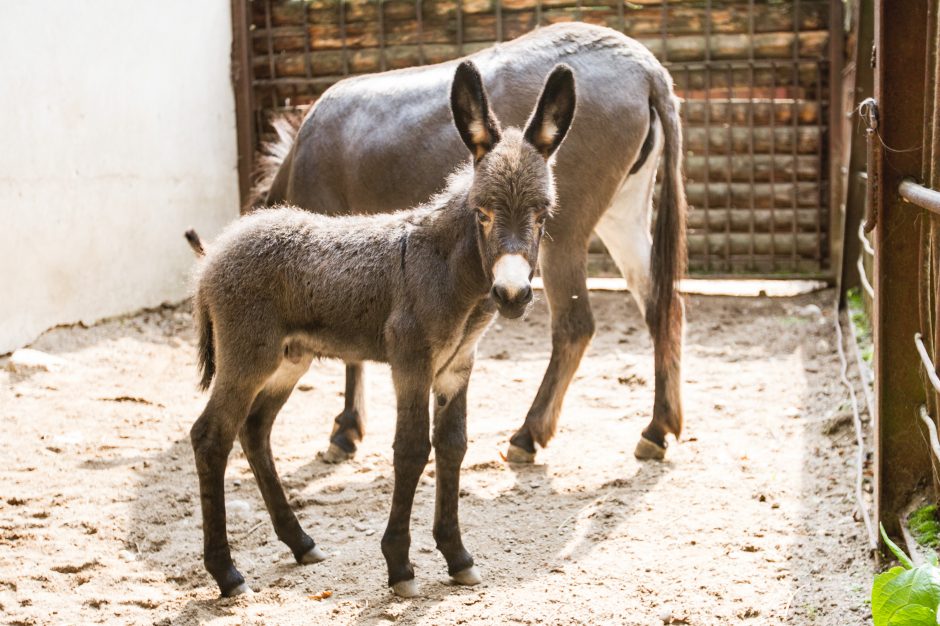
left=637, top=67, right=687, bottom=457
left=246, top=109, right=307, bottom=209
left=647, top=69, right=687, bottom=359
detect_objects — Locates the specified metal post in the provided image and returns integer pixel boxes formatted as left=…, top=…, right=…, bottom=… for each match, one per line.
left=873, top=0, right=931, bottom=540
left=230, top=0, right=255, bottom=211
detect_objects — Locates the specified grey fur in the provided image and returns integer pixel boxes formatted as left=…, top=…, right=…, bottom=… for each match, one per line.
left=254, top=22, right=687, bottom=460
left=189, top=62, right=575, bottom=597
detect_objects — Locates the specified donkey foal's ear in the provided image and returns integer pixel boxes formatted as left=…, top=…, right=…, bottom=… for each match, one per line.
left=524, top=65, right=577, bottom=159
left=451, top=61, right=502, bottom=162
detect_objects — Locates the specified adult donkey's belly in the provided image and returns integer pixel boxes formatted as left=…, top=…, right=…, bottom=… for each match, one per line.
left=271, top=22, right=658, bottom=229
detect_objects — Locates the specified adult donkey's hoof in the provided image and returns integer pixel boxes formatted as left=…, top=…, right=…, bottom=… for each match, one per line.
left=299, top=546, right=328, bottom=564
left=391, top=578, right=420, bottom=598
left=321, top=442, right=353, bottom=464
left=450, top=566, right=482, bottom=586
left=505, top=443, right=536, bottom=464
left=633, top=436, right=667, bottom=461
left=224, top=582, right=254, bottom=598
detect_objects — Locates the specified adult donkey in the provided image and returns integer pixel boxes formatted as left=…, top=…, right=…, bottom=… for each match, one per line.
left=257, top=22, right=687, bottom=462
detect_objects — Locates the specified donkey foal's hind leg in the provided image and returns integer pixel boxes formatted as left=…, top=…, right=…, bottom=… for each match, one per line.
left=322, top=362, right=367, bottom=463
left=191, top=383, right=257, bottom=597
left=240, top=378, right=325, bottom=565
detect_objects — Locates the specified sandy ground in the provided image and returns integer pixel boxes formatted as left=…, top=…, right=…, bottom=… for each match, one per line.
left=0, top=289, right=874, bottom=625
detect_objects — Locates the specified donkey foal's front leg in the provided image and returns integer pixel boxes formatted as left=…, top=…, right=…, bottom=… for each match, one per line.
left=382, top=367, right=432, bottom=597
left=432, top=381, right=480, bottom=586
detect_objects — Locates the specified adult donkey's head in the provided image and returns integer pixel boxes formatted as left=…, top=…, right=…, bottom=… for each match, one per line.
left=451, top=60, right=576, bottom=319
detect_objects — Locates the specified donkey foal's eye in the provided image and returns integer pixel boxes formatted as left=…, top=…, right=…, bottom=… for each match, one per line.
left=477, top=209, right=492, bottom=224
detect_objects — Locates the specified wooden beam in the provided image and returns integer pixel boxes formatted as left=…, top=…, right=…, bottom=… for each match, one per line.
left=231, top=0, right=255, bottom=212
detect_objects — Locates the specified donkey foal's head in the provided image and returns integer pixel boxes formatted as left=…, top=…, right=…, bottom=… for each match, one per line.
left=450, top=60, right=576, bottom=319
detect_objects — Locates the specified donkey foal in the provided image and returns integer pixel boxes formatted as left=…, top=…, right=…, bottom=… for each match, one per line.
left=189, top=60, right=576, bottom=597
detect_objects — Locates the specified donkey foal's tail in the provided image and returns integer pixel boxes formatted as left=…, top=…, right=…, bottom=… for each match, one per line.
left=195, top=293, right=215, bottom=391
left=184, top=229, right=205, bottom=257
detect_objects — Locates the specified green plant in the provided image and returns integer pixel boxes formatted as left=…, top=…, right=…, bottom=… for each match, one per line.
left=911, top=505, right=940, bottom=549
left=872, top=524, right=940, bottom=625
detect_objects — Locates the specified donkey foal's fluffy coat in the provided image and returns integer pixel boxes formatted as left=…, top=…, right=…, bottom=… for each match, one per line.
left=188, top=61, right=576, bottom=598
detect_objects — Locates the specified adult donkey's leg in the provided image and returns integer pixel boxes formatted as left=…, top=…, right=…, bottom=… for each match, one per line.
left=595, top=124, right=684, bottom=460
left=382, top=363, right=432, bottom=597
left=432, top=369, right=480, bottom=586
left=239, top=368, right=327, bottom=565
left=507, top=240, right=595, bottom=462
left=322, top=362, right=367, bottom=463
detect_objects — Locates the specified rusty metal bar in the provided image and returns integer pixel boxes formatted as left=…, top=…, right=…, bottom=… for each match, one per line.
left=378, top=0, right=387, bottom=72
left=873, top=0, right=931, bottom=541
left=495, top=0, right=503, bottom=43
left=339, top=0, right=349, bottom=75
left=416, top=0, right=426, bottom=65
left=770, top=60, right=777, bottom=271
left=747, top=0, right=755, bottom=270
left=791, top=0, right=801, bottom=268
left=230, top=0, right=255, bottom=210
left=702, top=0, right=712, bottom=270
left=724, top=65, right=733, bottom=271
left=900, top=178, right=940, bottom=216
left=456, top=0, right=464, bottom=56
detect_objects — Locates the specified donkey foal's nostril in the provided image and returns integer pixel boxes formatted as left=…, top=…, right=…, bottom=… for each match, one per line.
left=519, top=284, right=533, bottom=304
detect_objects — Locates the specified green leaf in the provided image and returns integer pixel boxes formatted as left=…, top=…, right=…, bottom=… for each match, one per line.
left=886, top=604, right=937, bottom=625
left=872, top=565, right=940, bottom=626
left=882, top=523, right=915, bottom=569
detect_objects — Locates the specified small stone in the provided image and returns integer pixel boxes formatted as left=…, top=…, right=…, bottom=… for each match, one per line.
left=297, top=383, right=313, bottom=392
left=7, top=349, right=67, bottom=373
left=658, top=607, right=673, bottom=623
left=119, top=550, right=137, bottom=562
left=227, top=499, right=251, bottom=517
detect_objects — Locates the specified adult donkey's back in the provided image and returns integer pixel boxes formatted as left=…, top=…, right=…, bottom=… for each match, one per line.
left=259, top=22, right=687, bottom=462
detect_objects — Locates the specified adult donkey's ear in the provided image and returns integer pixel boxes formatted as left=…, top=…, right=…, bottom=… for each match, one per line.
left=524, top=64, right=576, bottom=159
left=451, top=61, right=502, bottom=162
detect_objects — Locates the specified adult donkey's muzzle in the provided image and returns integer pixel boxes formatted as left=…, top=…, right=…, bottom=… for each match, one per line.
left=491, top=254, right=534, bottom=318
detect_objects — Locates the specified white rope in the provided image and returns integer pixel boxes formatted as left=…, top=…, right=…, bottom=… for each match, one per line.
left=857, top=255, right=875, bottom=298
left=915, top=332, right=940, bottom=394
left=835, top=307, right=878, bottom=550
left=846, top=306, right=875, bottom=420
left=858, top=220, right=875, bottom=257
left=919, top=405, right=940, bottom=464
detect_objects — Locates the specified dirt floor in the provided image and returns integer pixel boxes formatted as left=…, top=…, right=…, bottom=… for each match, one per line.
left=0, top=289, right=874, bottom=625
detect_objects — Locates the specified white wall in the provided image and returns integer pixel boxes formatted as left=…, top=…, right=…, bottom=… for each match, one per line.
left=0, top=1, right=240, bottom=354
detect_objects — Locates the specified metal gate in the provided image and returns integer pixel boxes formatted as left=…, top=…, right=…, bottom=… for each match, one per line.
left=232, top=0, right=840, bottom=277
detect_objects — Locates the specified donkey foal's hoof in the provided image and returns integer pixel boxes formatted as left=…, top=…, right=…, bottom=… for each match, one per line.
left=633, top=436, right=667, bottom=461
left=450, top=566, right=482, bottom=586
left=225, top=582, right=254, bottom=597
left=505, top=443, right=536, bottom=464
left=321, top=443, right=354, bottom=464
left=299, top=546, right=328, bottom=564
left=391, top=579, right=420, bottom=598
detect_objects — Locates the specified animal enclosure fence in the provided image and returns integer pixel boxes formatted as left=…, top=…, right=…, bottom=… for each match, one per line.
left=231, top=0, right=839, bottom=277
